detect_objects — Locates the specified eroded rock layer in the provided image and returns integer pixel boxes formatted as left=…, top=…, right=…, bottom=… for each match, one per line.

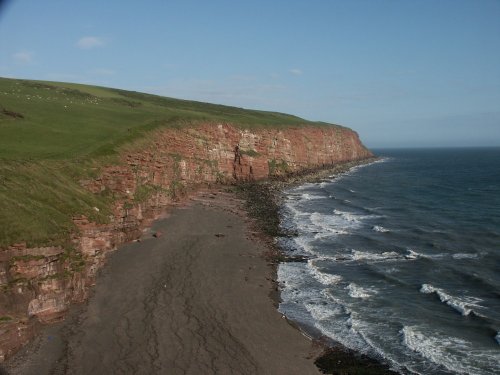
left=0, top=123, right=372, bottom=360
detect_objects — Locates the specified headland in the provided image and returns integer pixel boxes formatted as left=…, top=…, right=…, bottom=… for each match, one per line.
left=0, top=77, right=376, bottom=373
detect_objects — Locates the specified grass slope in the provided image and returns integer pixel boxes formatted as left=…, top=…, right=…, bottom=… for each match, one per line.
left=0, top=77, right=337, bottom=247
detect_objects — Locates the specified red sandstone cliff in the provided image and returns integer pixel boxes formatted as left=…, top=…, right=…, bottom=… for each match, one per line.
left=0, top=123, right=372, bottom=360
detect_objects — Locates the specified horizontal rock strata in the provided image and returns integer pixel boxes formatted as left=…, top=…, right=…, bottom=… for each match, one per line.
left=0, top=123, right=372, bottom=360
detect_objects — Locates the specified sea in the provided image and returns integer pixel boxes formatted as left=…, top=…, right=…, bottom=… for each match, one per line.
left=277, top=148, right=500, bottom=375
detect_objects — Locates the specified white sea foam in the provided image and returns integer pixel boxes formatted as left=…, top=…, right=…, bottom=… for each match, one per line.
left=302, top=193, right=326, bottom=200
left=304, top=301, right=338, bottom=321
left=405, top=249, right=419, bottom=259
left=307, top=260, right=343, bottom=285
left=329, top=249, right=404, bottom=263
left=285, top=202, right=362, bottom=240
left=315, top=273, right=343, bottom=286
left=420, top=284, right=484, bottom=316
left=351, top=250, right=401, bottom=262
left=311, top=310, right=374, bottom=357
left=313, top=230, right=348, bottom=239
left=279, top=155, right=499, bottom=375
left=284, top=199, right=306, bottom=213
left=336, top=209, right=382, bottom=221
left=372, top=225, right=390, bottom=233
left=401, top=325, right=500, bottom=375
left=303, top=300, right=374, bottom=357
left=286, top=199, right=379, bottom=242
left=278, top=260, right=385, bottom=370
left=406, top=249, right=446, bottom=260
left=277, top=262, right=315, bottom=299
left=278, top=262, right=369, bottom=354
left=328, top=158, right=390, bottom=182
left=333, top=209, right=361, bottom=223
left=310, top=211, right=356, bottom=234
left=385, top=267, right=399, bottom=274
left=292, top=236, right=315, bottom=255
left=283, top=202, right=309, bottom=221
left=405, top=249, right=479, bottom=261
left=287, top=183, right=316, bottom=192
left=347, top=318, right=408, bottom=375
left=452, top=252, right=479, bottom=259
left=346, top=283, right=377, bottom=299
left=307, top=209, right=380, bottom=236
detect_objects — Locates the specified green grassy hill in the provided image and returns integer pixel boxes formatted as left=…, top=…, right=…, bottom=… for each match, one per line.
left=0, top=77, right=336, bottom=248
left=0, top=77, right=321, bottom=161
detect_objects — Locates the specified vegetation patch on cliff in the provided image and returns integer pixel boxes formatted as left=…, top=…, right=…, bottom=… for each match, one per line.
left=239, top=148, right=260, bottom=157
left=268, top=159, right=290, bottom=176
left=0, top=77, right=346, bottom=248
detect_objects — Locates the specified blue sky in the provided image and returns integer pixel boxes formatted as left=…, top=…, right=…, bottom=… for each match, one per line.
left=1, top=0, right=499, bottom=148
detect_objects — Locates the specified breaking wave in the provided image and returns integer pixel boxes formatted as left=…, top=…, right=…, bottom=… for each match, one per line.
left=307, top=259, right=343, bottom=286
left=346, top=283, right=377, bottom=299
left=278, top=149, right=500, bottom=374
left=420, top=284, right=484, bottom=316
left=372, top=225, right=390, bottom=232
left=401, top=326, right=500, bottom=375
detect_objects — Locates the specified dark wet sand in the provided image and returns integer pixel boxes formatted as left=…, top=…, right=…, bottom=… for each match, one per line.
left=4, top=192, right=320, bottom=374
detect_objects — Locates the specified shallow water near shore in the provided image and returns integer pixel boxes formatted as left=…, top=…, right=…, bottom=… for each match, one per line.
left=277, top=148, right=500, bottom=374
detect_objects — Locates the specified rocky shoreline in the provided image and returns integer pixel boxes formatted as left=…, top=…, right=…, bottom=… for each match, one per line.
left=234, top=158, right=400, bottom=374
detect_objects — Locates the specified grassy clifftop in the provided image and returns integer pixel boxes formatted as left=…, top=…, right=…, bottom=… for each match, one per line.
left=0, top=77, right=340, bottom=248
left=0, top=77, right=327, bottom=161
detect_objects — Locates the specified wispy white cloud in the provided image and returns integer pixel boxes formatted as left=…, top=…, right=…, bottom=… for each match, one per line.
left=289, top=68, right=302, bottom=76
left=76, top=36, right=106, bottom=49
left=12, top=51, right=34, bottom=64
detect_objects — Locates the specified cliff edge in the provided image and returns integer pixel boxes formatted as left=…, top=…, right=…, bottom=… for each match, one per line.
left=0, top=77, right=372, bottom=361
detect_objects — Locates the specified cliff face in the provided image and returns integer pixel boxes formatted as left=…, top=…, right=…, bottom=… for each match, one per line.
left=0, top=123, right=372, bottom=360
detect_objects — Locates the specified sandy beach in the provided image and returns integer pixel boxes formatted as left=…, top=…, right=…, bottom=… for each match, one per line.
left=3, top=190, right=321, bottom=375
